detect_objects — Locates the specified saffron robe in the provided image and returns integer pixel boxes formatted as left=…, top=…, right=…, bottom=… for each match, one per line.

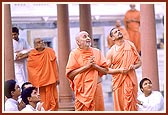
left=124, top=9, right=141, bottom=53
left=66, top=47, right=108, bottom=111
left=106, top=40, right=139, bottom=111
left=27, top=47, right=59, bottom=111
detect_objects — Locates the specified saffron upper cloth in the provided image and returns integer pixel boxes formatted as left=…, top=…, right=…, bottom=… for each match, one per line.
left=66, top=47, right=108, bottom=109
left=27, top=47, right=59, bottom=87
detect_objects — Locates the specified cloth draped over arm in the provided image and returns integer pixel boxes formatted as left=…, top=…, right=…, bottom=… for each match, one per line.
left=27, top=47, right=59, bottom=87
left=109, top=40, right=139, bottom=91
left=66, top=47, right=108, bottom=109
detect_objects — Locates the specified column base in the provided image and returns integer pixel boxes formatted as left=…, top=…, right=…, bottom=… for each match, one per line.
left=58, top=95, right=75, bottom=111
left=58, top=101, right=75, bottom=111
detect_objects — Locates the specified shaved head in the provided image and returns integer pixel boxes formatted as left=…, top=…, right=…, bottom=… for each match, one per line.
left=75, top=31, right=89, bottom=41
left=75, top=31, right=91, bottom=49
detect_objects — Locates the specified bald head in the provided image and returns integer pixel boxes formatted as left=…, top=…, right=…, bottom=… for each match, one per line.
left=75, top=31, right=91, bottom=49
left=75, top=31, right=89, bottom=41
left=33, top=38, right=45, bottom=51
left=115, top=20, right=121, bottom=27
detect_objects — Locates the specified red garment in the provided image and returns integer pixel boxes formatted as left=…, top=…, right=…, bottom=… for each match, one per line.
left=66, top=47, right=108, bottom=111
left=27, top=47, right=59, bottom=111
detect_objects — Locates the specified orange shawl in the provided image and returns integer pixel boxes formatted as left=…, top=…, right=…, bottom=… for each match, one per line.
left=107, top=40, right=139, bottom=110
left=124, top=9, right=140, bottom=31
left=27, top=47, right=59, bottom=87
left=109, top=40, right=139, bottom=91
left=66, top=47, right=108, bottom=110
left=124, top=10, right=141, bottom=53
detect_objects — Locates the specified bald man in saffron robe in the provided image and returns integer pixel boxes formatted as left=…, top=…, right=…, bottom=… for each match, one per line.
left=66, top=31, right=108, bottom=111
left=124, top=4, right=141, bottom=54
left=106, top=28, right=141, bottom=111
left=107, top=19, right=130, bottom=48
left=27, top=38, right=60, bottom=111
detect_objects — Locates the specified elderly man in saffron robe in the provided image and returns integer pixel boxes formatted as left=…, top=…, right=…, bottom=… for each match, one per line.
left=27, top=38, right=60, bottom=111
left=124, top=4, right=141, bottom=55
left=66, top=31, right=108, bottom=111
left=106, top=28, right=141, bottom=111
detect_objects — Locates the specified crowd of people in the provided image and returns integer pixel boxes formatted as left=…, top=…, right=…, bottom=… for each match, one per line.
left=4, top=4, right=164, bottom=112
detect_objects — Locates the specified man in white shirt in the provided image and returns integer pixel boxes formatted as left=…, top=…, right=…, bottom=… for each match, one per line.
left=12, top=27, right=31, bottom=87
left=20, top=82, right=45, bottom=111
left=137, top=77, right=164, bottom=111
left=21, top=87, right=42, bottom=111
left=4, top=79, right=21, bottom=111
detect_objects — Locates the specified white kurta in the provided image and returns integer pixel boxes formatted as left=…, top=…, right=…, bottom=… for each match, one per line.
left=137, top=91, right=164, bottom=111
left=21, top=104, right=36, bottom=111
left=5, top=98, right=19, bottom=111
left=13, top=38, right=31, bottom=87
left=21, top=104, right=45, bottom=111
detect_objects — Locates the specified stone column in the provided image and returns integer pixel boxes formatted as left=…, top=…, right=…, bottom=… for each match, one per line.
left=140, top=4, right=159, bottom=90
left=79, top=4, right=93, bottom=43
left=4, top=4, right=15, bottom=81
left=57, top=4, right=75, bottom=111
